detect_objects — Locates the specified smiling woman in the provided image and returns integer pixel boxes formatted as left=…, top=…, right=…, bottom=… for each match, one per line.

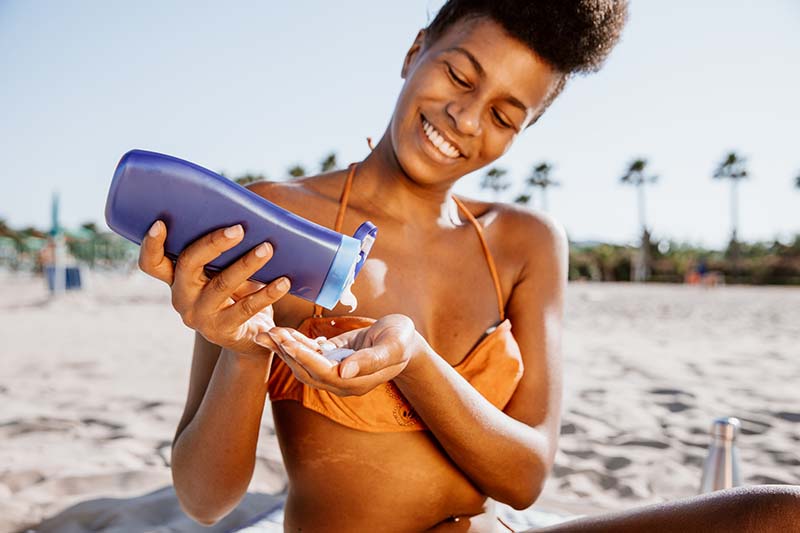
left=134, top=1, right=799, bottom=532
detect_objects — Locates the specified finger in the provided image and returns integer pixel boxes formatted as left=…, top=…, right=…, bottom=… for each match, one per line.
left=273, top=348, right=319, bottom=387
left=173, top=224, right=244, bottom=291
left=220, top=276, right=291, bottom=325
left=269, top=328, right=336, bottom=379
left=265, top=333, right=333, bottom=390
left=253, top=331, right=281, bottom=353
left=196, top=241, right=275, bottom=312
left=338, top=344, right=397, bottom=379
left=336, top=362, right=407, bottom=391
left=287, top=329, right=327, bottom=353
left=327, top=328, right=368, bottom=350
left=232, top=279, right=266, bottom=301
left=138, top=220, right=174, bottom=284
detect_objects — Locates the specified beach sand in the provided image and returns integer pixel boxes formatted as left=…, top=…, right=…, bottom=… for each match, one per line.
left=1, top=271, right=798, bottom=531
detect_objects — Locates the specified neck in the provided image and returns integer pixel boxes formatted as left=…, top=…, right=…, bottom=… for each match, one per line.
left=354, top=131, right=462, bottom=229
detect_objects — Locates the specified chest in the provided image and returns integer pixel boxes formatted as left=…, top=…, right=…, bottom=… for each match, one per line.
left=274, top=228, right=505, bottom=365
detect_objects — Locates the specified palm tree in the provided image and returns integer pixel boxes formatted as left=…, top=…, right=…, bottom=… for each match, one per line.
left=527, top=162, right=559, bottom=211
left=513, top=193, right=532, bottom=206
left=0, top=218, right=11, bottom=238
left=320, top=152, right=338, bottom=173
left=287, top=165, right=306, bottom=179
left=480, top=167, right=510, bottom=201
left=713, top=151, right=749, bottom=246
left=234, top=173, right=267, bottom=186
left=620, top=158, right=659, bottom=282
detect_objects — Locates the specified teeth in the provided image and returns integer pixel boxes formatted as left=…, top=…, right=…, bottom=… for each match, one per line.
left=422, top=118, right=461, bottom=159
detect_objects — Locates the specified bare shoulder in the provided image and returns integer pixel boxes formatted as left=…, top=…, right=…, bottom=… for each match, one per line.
left=491, top=203, right=568, bottom=309
left=243, top=170, right=348, bottom=216
left=461, top=197, right=568, bottom=279
left=495, top=202, right=568, bottom=262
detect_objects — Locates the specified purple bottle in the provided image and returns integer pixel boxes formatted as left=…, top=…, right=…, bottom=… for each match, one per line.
left=105, top=149, right=376, bottom=309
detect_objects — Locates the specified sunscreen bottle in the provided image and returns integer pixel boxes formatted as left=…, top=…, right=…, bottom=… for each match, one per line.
left=105, top=149, right=376, bottom=310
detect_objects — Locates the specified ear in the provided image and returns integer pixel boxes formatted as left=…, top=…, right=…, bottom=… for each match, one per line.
left=401, top=30, right=427, bottom=80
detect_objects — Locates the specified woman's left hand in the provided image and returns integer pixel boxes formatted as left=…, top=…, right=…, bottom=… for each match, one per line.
left=255, top=314, right=423, bottom=397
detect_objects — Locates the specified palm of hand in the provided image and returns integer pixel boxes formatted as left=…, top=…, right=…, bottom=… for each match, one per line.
left=207, top=279, right=276, bottom=356
left=259, top=314, right=420, bottom=396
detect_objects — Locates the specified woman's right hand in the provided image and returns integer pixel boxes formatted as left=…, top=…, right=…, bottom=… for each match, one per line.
left=137, top=220, right=290, bottom=358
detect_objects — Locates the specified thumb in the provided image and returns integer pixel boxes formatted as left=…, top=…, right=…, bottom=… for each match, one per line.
left=339, top=344, right=393, bottom=379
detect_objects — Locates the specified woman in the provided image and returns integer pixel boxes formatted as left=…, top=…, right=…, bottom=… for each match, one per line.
left=138, top=1, right=799, bottom=531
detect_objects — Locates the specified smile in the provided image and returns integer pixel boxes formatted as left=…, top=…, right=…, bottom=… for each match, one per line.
left=421, top=116, right=462, bottom=159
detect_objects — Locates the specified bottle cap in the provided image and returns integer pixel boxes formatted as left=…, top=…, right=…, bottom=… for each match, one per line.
left=316, top=236, right=361, bottom=310
left=711, top=417, right=740, bottom=441
left=315, top=222, right=378, bottom=310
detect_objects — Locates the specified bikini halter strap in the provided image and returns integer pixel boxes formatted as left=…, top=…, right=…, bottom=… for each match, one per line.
left=312, top=162, right=359, bottom=317
left=312, top=163, right=506, bottom=322
left=451, top=195, right=506, bottom=322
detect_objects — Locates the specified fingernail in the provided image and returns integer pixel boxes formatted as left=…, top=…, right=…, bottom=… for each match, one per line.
left=254, top=333, right=269, bottom=345
left=224, top=224, right=243, bottom=239
left=148, top=221, right=161, bottom=237
left=276, top=277, right=290, bottom=291
left=255, top=242, right=270, bottom=258
left=340, top=361, right=359, bottom=379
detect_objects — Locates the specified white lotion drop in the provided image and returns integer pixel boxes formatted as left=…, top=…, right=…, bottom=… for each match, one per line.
left=337, top=248, right=361, bottom=312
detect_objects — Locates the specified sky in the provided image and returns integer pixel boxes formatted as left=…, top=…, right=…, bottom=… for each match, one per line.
left=1, top=0, right=798, bottom=248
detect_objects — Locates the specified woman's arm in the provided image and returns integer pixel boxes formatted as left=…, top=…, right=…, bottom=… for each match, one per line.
left=393, top=211, right=567, bottom=509
left=262, top=210, right=567, bottom=509
left=170, top=333, right=272, bottom=525
left=136, top=191, right=290, bottom=525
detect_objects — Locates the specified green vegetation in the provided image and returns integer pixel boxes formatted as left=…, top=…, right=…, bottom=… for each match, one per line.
left=569, top=237, right=800, bottom=285
left=513, top=162, right=559, bottom=212
left=2, top=150, right=796, bottom=284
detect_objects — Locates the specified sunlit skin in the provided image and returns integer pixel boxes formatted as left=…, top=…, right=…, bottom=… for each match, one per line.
left=140, top=17, right=569, bottom=532
left=136, top=13, right=800, bottom=533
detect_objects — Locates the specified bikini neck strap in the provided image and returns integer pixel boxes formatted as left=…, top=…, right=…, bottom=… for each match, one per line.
left=451, top=195, right=506, bottom=322
left=312, top=162, right=359, bottom=317
left=315, top=162, right=506, bottom=322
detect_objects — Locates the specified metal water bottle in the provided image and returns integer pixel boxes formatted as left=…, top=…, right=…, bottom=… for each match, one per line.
left=699, top=417, right=742, bottom=493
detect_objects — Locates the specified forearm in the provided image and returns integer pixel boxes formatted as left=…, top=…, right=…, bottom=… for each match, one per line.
left=171, top=349, right=272, bottom=524
left=393, top=345, right=554, bottom=509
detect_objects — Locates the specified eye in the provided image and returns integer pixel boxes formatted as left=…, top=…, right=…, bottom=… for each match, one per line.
left=492, top=108, right=514, bottom=129
left=446, top=65, right=471, bottom=89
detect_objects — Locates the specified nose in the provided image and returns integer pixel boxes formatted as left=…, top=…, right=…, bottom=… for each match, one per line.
left=446, top=97, right=482, bottom=137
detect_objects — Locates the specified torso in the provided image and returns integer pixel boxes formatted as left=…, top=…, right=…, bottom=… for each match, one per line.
left=254, top=168, right=523, bottom=531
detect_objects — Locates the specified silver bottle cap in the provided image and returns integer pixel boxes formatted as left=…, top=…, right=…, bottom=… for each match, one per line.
left=711, top=417, right=740, bottom=441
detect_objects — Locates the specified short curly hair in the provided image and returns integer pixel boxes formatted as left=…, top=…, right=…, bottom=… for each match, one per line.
left=423, top=0, right=627, bottom=123
left=425, top=0, right=629, bottom=75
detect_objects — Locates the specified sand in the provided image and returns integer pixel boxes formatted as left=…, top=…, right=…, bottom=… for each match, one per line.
left=1, top=270, right=798, bottom=532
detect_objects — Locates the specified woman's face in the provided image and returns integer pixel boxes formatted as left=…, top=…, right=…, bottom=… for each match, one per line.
left=389, top=16, right=561, bottom=188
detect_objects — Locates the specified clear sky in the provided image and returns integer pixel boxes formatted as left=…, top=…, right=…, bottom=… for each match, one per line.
left=1, top=1, right=798, bottom=248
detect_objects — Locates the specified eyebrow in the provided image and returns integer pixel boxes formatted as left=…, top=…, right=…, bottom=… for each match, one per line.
left=444, top=46, right=530, bottom=114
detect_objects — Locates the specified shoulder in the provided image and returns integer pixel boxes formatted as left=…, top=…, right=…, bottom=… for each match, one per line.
left=494, top=203, right=567, bottom=249
left=497, top=203, right=568, bottom=286
left=460, top=197, right=568, bottom=280
left=244, top=170, right=349, bottom=212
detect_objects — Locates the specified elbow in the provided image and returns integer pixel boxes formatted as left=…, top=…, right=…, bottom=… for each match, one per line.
left=504, top=482, right=545, bottom=511
left=187, top=512, right=221, bottom=527
left=495, top=455, right=549, bottom=510
left=173, top=484, right=228, bottom=526
left=171, top=462, right=245, bottom=526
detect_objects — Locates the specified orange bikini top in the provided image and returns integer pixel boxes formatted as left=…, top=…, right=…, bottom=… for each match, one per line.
left=267, top=163, right=524, bottom=432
